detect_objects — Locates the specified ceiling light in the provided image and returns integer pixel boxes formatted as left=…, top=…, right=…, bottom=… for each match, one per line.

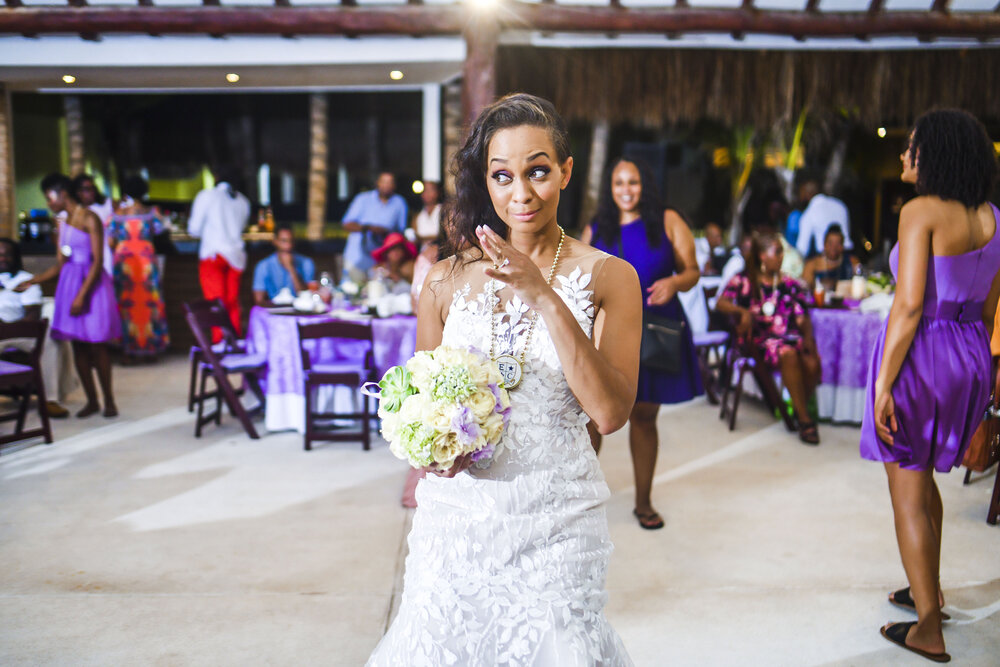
left=412, top=180, right=425, bottom=195
left=877, top=127, right=887, bottom=138
left=226, top=73, right=240, bottom=83
left=389, top=70, right=404, bottom=81
left=62, top=75, right=76, bottom=84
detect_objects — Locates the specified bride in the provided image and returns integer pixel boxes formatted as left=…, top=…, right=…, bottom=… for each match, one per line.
left=367, top=93, right=641, bottom=666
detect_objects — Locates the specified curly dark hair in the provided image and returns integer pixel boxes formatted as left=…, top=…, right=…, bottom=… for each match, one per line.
left=0, top=237, right=23, bottom=274
left=443, top=93, right=571, bottom=264
left=71, top=173, right=107, bottom=205
left=121, top=175, right=149, bottom=201
left=40, top=173, right=73, bottom=197
left=592, top=157, right=665, bottom=249
left=907, top=109, right=997, bottom=208
left=747, top=231, right=783, bottom=297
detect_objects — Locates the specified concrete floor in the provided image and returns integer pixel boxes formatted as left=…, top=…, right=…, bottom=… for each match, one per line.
left=1, top=354, right=999, bottom=666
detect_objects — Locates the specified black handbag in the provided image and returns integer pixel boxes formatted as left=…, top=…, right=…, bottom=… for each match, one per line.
left=639, top=311, right=686, bottom=375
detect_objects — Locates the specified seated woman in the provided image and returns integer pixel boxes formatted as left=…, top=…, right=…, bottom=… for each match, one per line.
left=716, top=232, right=822, bottom=444
left=802, top=224, right=860, bottom=288
left=370, top=232, right=416, bottom=294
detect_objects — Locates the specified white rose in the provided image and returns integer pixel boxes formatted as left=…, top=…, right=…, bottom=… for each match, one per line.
left=406, top=352, right=440, bottom=393
left=465, top=388, right=497, bottom=421
left=430, top=431, right=462, bottom=467
left=482, top=412, right=504, bottom=444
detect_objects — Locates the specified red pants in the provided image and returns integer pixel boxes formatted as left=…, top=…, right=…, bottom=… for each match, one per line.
left=199, top=255, right=242, bottom=341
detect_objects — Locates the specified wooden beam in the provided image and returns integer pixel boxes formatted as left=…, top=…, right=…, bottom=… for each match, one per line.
left=4, top=0, right=22, bottom=8
left=931, top=0, right=949, bottom=12
left=462, top=17, right=498, bottom=128
left=867, top=0, right=884, bottom=15
left=0, top=83, right=15, bottom=238
left=0, top=5, right=998, bottom=39
left=306, top=93, right=327, bottom=241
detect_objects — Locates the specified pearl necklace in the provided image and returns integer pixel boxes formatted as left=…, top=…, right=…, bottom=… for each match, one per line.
left=489, top=226, right=565, bottom=390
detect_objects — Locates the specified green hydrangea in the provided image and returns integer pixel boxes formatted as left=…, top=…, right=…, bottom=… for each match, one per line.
left=398, top=421, right=435, bottom=468
left=429, top=366, right=476, bottom=403
left=378, top=365, right=417, bottom=413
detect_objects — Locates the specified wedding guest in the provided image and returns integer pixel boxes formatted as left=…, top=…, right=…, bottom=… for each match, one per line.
left=861, top=109, right=1000, bottom=663
left=252, top=225, right=316, bottom=306
left=19, top=174, right=120, bottom=418
left=341, top=171, right=407, bottom=282
left=72, top=173, right=114, bottom=276
left=794, top=170, right=853, bottom=259
left=581, top=156, right=702, bottom=530
left=802, top=224, right=861, bottom=288
left=370, top=232, right=416, bottom=291
left=108, top=175, right=169, bottom=359
left=716, top=232, right=822, bottom=444
left=369, top=93, right=638, bottom=664
left=694, top=221, right=729, bottom=276
left=188, top=166, right=249, bottom=336
left=412, top=180, right=442, bottom=246
left=0, top=238, right=70, bottom=418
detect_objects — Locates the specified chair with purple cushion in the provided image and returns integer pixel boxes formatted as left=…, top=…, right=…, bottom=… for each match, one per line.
left=0, top=319, right=53, bottom=450
left=185, top=303, right=266, bottom=439
left=184, top=299, right=246, bottom=413
left=718, top=338, right=797, bottom=433
left=297, top=319, right=376, bottom=452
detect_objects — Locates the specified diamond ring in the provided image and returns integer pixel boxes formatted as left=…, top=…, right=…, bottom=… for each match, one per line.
left=499, top=257, right=510, bottom=269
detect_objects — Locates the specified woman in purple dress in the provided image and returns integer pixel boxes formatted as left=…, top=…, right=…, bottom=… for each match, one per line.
left=716, top=233, right=822, bottom=444
left=19, top=174, right=120, bottom=418
left=861, top=110, right=1000, bottom=663
left=582, top=157, right=702, bottom=529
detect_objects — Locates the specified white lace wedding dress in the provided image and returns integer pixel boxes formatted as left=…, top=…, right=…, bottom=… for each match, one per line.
left=367, top=251, right=633, bottom=667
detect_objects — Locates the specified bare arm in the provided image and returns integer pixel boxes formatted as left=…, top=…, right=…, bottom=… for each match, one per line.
left=72, top=211, right=106, bottom=314
left=414, top=259, right=453, bottom=353
left=647, top=210, right=699, bottom=306
left=253, top=290, right=270, bottom=307
left=715, top=294, right=752, bottom=337
left=802, top=258, right=817, bottom=286
left=872, top=201, right=931, bottom=444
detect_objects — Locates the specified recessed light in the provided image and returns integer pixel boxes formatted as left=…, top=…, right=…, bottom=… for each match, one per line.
left=412, top=180, right=425, bottom=195
left=877, top=127, right=887, bottom=138
left=62, top=75, right=76, bottom=84
left=226, top=73, right=240, bottom=83
left=389, top=70, right=404, bottom=81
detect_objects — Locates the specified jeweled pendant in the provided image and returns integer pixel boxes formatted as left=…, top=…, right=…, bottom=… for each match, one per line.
left=494, top=354, right=523, bottom=390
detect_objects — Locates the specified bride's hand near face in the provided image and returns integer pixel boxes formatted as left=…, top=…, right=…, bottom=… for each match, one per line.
left=477, top=225, right=554, bottom=307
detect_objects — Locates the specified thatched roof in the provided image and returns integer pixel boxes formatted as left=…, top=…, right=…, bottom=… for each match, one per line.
left=497, top=47, right=1000, bottom=128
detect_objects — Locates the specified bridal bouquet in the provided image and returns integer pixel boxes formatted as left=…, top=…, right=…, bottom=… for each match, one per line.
left=370, top=346, right=511, bottom=471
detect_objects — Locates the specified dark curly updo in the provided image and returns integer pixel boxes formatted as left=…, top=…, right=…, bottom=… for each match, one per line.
left=907, top=109, right=997, bottom=208
left=444, top=93, right=571, bottom=263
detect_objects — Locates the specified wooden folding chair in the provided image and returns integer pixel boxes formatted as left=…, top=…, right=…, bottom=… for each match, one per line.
left=185, top=305, right=265, bottom=439
left=0, top=319, right=53, bottom=449
left=183, top=299, right=245, bottom=413
left=297, top=319, right=376, bottom=451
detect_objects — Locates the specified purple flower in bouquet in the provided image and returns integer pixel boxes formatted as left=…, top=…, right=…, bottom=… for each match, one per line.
left=450, top=405, right=482, bottom=447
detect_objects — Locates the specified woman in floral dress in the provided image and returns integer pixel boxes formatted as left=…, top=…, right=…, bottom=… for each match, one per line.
left=716, top=232, right=822, bottom=444
left=108, top=176, right=169, bottom=359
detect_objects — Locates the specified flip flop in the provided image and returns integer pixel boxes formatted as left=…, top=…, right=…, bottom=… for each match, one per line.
left=633, top=509, right=665, bottom=530
left=798, top=421, right=820, bottom=445
left=880, top=621, right=950, bottom=663
left=889, top=586, right=951, bottom=620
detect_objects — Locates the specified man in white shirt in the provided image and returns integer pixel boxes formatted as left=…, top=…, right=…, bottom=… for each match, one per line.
left=794, top=174, right=852, bottom=259
left=187, top=167, right=250, bottom=337
left=0, top=238, right=70, bottom=418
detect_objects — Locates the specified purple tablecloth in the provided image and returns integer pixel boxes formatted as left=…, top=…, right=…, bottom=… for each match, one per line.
left=246, top=306, right=417, bottom=433
left=809, top=308, right=884, bottom=424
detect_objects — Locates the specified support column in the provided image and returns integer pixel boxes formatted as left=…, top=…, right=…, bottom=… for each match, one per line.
left=0, top=83, right=14, bottom=237
left=64, top=95, right=84, bottom=177
left=422, top=83, right=441, bottom=183
left=462, top=17, right=499, bottom=130
left=306, top=93, right=328, bottom=241
left=441, top=79, right=463, bottom=197
left=578, top=119, right=610, bottom=231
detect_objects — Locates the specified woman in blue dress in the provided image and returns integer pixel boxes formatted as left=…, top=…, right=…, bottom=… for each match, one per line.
left=582, top=157, right=703, bottom=529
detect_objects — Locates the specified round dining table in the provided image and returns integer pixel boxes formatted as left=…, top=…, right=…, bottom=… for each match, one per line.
left=246, top=306, right=417, bottom=433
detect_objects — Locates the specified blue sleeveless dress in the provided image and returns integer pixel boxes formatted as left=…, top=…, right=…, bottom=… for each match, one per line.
left=592, top=218, right=703, bottom=404
left=860, top=203, right=1000, bottom=472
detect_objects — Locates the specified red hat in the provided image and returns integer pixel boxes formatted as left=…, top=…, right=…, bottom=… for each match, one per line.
left=371, top=232, right=417, bottom=263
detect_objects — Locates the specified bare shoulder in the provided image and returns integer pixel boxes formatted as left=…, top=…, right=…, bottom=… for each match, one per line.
left=81, top=208, right=103, bottom=231
left=594, top=254, right=640, bottom=294
left=900, top=196, right=947, bottom=229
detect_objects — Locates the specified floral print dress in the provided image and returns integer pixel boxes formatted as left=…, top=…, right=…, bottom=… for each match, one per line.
left=108, top=212, right=170, bottom=356
left=719, top=271, right=814, bottom=367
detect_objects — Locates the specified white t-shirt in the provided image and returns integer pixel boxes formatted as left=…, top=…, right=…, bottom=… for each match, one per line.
left=0, top=270, right=43, bottom=322
left=414, top=204, right=441, bottom=241
left=187, top=182, right=250, bottom=270
left=796, top=193, right=852, bottom=258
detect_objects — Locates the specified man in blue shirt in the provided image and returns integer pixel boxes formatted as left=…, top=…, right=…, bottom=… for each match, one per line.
left=341, top=171, right=408, bottom=282
left=253, top=226, right=316, bottom=305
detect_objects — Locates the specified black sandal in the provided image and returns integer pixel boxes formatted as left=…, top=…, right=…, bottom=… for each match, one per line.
left=798, top=421, right=820, bottom=445
left=880, top=622, right=950, bottom=663
left=633, top=509, right=665, bottom=530
left=889, top=586, right=951, bottom=620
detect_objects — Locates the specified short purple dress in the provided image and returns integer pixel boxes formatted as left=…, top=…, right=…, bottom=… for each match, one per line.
left=591, top=218, right=703, bottom=404
left=860, top=203, right=1000, bottom=472
left=51, top=221, right=122, bottom=343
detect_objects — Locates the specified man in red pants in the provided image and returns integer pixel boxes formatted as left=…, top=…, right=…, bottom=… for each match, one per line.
left=188, top=167, right=250, bottom=341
